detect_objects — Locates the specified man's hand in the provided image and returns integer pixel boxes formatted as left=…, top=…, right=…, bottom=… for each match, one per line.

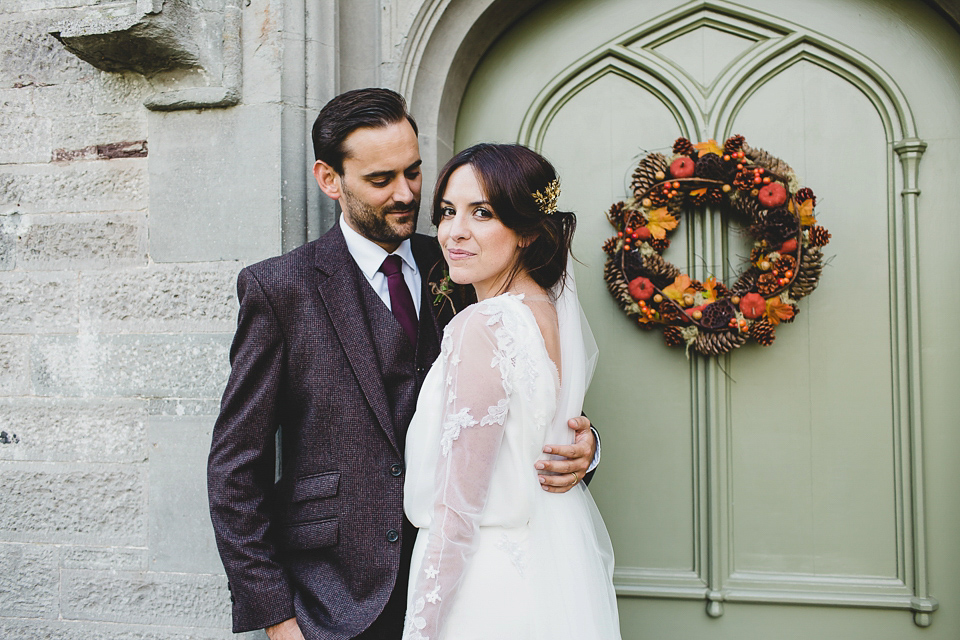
left=266, top=618, right=305, bottom=640
left=535, top=416, right=596, bottom=493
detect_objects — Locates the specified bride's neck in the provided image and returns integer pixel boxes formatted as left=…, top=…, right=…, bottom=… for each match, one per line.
left=475, top=271, right=547, bottom=301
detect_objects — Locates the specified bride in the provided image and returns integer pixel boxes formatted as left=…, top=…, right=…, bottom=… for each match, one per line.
left=402, top=144, right=621, bottom=639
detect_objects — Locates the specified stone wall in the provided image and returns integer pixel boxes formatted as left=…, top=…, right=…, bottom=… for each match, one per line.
left=0, top=1, right=254, bottom=637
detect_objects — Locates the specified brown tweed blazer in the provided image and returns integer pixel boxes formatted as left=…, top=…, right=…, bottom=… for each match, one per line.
left=208, top=224, right=449, bottom=639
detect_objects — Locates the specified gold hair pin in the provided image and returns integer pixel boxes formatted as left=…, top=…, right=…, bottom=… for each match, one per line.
left=532, top=179, right=561, bottom=215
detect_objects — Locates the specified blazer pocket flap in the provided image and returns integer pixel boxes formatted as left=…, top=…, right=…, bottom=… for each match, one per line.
left=291, top=471, right=340, bottom=502
left=283, top=518, right=339, bottom=550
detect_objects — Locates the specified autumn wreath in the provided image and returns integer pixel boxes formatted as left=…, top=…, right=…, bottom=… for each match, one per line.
left=602, top=135, right=831, bottom=356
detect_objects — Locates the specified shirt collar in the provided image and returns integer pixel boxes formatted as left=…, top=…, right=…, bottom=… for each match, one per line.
left=339, top=214, right=418, bottom=278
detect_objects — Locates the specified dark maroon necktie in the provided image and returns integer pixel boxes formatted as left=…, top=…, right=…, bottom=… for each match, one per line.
left=380, top=254, right=418, bottom=348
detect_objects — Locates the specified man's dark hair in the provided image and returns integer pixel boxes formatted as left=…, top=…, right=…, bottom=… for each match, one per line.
left=311, top=88, right=419, bottom=174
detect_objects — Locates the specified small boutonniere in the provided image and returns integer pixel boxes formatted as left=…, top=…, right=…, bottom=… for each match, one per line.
left=430, top=270, right=458, bottom=316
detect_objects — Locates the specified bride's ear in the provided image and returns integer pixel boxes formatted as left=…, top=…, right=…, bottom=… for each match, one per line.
left=519, top=232, right=538, bottom=248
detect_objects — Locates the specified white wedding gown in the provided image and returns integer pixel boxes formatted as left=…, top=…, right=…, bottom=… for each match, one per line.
left=402, top=278, right=621, bottom=640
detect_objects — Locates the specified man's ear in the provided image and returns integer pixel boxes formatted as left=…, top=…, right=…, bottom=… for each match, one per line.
left=314, top=160, right=342, bottom=200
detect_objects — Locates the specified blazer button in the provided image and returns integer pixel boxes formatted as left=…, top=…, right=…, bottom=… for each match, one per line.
left=386, top=529, right=400, bottom=543
left=390, top=463, right=403, bottom=477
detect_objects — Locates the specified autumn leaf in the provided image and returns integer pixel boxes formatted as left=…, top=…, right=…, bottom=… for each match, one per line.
left=690, top=187, right=708, bottom=197
left=702, top=276, right=718, bottom=302
left=765, top=298, right=795, bottom=326
left=789, top=198, right=816, bottom=226
left=663, top=274, right=693, bottom=302
left=645, top=207, right=678, bottom=239
left=693, top=139, right=723, bottom=157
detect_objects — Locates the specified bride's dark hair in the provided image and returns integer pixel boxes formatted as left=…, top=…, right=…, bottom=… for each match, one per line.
left=431, top=143, right=576, bottom=291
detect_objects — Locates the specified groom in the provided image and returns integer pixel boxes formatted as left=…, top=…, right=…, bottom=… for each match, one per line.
left=207, top=88, right=597, bottom=640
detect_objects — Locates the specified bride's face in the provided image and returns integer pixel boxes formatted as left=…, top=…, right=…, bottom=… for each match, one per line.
left=437, top=164, right=524, bottom=301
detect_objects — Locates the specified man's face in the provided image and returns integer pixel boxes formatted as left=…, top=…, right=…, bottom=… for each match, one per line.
left=337, top=121, right=422, bottom=252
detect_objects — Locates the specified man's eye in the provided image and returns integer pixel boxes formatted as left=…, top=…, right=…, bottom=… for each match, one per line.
left=371, top=179, right=390, bottom=187
left=406, top=169, right=421, bottom=180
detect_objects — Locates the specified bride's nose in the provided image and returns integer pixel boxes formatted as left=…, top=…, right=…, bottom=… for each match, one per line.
left=448, top=212, right=470, bottom=240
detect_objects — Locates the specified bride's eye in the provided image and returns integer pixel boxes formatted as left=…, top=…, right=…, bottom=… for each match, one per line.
left=440, top=206, right=455, bottom=218
left=475, top=207, right=494, bottom=219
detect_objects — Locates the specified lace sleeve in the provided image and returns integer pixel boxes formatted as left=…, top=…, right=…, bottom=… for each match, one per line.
left=403, top=305, right=511, bottom=640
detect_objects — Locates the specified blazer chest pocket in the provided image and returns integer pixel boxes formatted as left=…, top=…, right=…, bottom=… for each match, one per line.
left=291, top=470, right=340, bottom=503
left=283, top=471, right=341, bottom=549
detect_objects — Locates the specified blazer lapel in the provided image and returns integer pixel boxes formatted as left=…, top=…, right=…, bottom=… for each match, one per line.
left=314, top=226, right=399, bottom=454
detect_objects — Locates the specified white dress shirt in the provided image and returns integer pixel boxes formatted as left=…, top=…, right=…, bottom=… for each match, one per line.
left=339, top=215, right=422, bottom=317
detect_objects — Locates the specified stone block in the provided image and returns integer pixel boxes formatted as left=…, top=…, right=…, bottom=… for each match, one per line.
left=0, top=161, right=147, bottom=214
left=61, top=570, right=232, bottom=628
left=0, top=542, right=59, bottom=618
left=0, top=18, right=88, bottom=87
left=148, top=416, right=222, bottom=573
left=17, top=212, right=147, bottom=270
left=0, top=271, right=78, bottom=333
left=50, top=113, right=147, bottom=154
left=0, top=619, right=259, bottom=640
left=32, top=70, right=152, bottom=117
left=0, top=397, right=146, bottom=463
left=0, top=213, right=17, bottom=270
left=146, top=397, right=222, bottom=416
left=149, top=103, right=282, bottom=262
left=79, top=263, right=240, bottom=333
left=31, top=333, right=232, bottom=398
left=61, top=545, right=146, bottom=571
left=0, top=335, right=31, bottom=396
left=0, top=462, right=144, bottom=545
left=0, top=112, right=52, bottom=164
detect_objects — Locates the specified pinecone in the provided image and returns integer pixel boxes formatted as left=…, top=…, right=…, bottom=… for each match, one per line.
left=602, top=236, right=620, bottom=255
left=749, top=246, right=767, bottom=264
left=607, top=201, right=627, bottom=227
left=631, top=153, right=669, bottom=199
left=699, top=301, right=736, bottom=330
left=707, top=187, right=724, bottom=204
left=742, top=143, right=793, bottom=180
left=694, top=328, right=747, bottom=356
left=604, top=258, right=635, bottom=312
left=795, top=187, right=816, bottom=206
left=808, top=225, right=831, bottom=246
left=750, top=318, right=776, bottom=346
left=658, top=299, right=687, bottom=324
left=713, top=281, right=731, bottom=299
left=757, top=207, right=798, bottom=245
left=733, top=169, right=755, bottom=191
left=694, top=153, right=724, bottom=180
left=663, top=326, right=685, bottom=347
left=667, top=194, right=685, bottom=219
left=673, top=137, right=694, bottom=156
left=641, top=252, right=681, bottom=281
left=735, top=193, right=763, bottom=225
left=756, top=272, right=780, bottom=295
left=723, top=134, right=745, bottom=155
left=731, top=268, right=760, bottom=296
left=790, top=247, right=823, bottom=299
left=689, top=279, right=705, bottom=292
left=649, top=237, right=670, bottom=253
left=648, top=189, right=670, bottom=206
left=773, top=254, right=796, bottom=275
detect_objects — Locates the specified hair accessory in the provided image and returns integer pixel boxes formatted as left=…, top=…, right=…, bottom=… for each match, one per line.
left=532, top=178, right=561, bottom=215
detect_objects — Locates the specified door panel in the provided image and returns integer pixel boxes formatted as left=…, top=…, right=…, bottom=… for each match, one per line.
left=454, top=0, right=959, bottom=636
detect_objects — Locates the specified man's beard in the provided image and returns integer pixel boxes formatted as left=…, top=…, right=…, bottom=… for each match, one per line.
left=341, top=183, right=419, bottom=245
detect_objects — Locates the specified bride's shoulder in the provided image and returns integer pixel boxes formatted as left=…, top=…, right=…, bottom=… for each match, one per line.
left=444, top=294, right=528, bottom=337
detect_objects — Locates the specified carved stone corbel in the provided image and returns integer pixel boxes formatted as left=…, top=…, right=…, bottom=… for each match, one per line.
left=51, top=0, right=241, bottom=111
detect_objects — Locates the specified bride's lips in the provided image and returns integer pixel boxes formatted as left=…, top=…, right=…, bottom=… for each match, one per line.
left=445, top=248, right=474, bottom=260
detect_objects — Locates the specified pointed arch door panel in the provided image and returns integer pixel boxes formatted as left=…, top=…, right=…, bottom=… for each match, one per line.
left=455, top=0, right=948, bottom=632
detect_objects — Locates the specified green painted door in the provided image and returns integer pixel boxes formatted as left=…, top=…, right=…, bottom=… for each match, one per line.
left=454, top=0, right=960, bottom=637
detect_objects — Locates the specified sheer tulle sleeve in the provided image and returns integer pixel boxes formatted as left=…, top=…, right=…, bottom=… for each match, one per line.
left=403, top=306, right=512, bottom=640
